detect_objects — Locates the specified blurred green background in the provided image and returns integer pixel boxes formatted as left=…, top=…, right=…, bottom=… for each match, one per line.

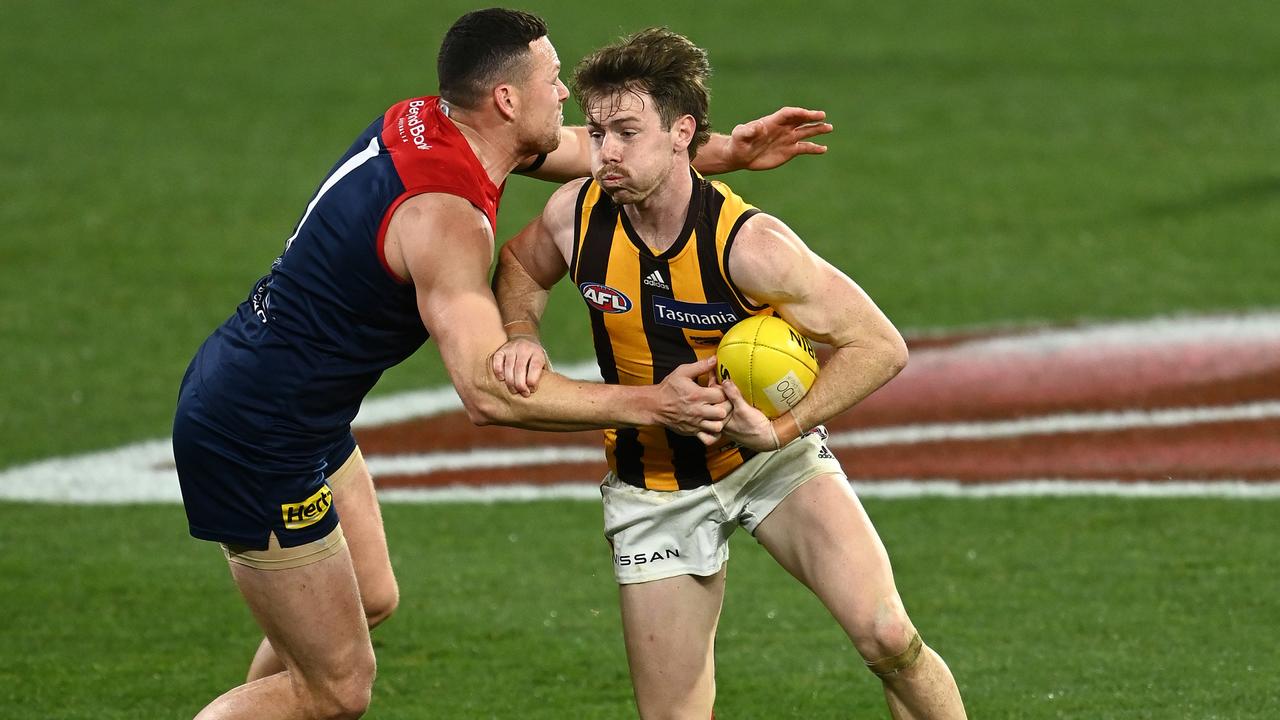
left=3, top=0, right=1278, bottom=468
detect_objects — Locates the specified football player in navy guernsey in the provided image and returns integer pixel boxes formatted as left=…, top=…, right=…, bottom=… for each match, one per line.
left=172, top=8, right=834, bottom=720
left=491, top=29, right=966, bottom=719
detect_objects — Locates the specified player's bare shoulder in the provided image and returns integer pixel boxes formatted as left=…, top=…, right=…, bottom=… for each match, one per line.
left=541, top=177, right=590, bottom=230
left=385, top=192, right=495, bottom=282
left=533, top=177, right=591, bottom=259
left=728, top=212, right=818, bottom=301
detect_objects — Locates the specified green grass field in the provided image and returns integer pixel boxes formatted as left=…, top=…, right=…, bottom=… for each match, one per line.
left=4, top=498, right=1278, bottom=718
left=3, top=1, right=1279, bottom=717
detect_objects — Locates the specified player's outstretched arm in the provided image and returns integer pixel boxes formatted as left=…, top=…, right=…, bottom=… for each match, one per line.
left=719, top=214, right=908, bottom=451
left=388, top=192, right=729, bottom=437
left=515, top=107, right=833, bottom=182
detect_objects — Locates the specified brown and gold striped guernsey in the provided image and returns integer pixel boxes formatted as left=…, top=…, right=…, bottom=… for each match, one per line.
left=569, top=168, right=774, bottom=491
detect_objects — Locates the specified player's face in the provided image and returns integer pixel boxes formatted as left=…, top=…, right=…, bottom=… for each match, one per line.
left=586, top=91, right=686, bottom=205
left=517, top=36, right=569, bottom=156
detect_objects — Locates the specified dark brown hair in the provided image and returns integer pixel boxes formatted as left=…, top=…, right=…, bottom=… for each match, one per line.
left=571, top=27, right=712, bottom=157
left=437, top=8, right=548, bottom=109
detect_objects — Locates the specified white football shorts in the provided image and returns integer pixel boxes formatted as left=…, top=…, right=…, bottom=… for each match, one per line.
left=601, top=428, right=845, bottom=585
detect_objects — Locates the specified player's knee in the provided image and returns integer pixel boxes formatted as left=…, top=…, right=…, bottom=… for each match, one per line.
left=862, top=628, right=925, bottom=680
left=851, top=602, right=920, bottom=675
left=364, top=580, right=400, bottom=628
left=328, top=676, right=373, bottom=720
left=634, top=677, right=717, bottom=720
left=307, top=649, right=376, bottom=719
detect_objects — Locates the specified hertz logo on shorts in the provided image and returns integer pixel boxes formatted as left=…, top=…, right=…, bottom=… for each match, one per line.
left=281, top=484, right=334, bottom=530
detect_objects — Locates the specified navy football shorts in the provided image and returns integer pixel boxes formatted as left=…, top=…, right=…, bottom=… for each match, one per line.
left=172, top=380, right=355, bottom=551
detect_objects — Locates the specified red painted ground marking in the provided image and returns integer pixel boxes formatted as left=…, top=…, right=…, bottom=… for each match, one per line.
left=840, top=418, right=1280, bottom=482
left=352, top=325, right=1280, bottom=486
left=374, top=461, right=607, bottom=489
left=851, top=337, right=1280, bottom=425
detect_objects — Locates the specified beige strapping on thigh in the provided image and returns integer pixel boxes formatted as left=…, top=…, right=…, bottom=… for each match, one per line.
left=223, top=524, right=347, bottom=571
left=325, top=446, right=365, bottom=491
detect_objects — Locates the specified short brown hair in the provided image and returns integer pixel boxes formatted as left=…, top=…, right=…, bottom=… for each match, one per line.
left=438, top=8, right=548, bottom=110
left=572, top=28, right=712, bottom=158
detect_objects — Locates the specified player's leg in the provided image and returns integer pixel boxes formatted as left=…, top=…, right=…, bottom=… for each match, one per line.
left=619, top=569, right=726, bottom=720
left=601, top=472, right=734, bottom=720
left=326, top=448, right=399, bottom=626
left=197, top=535, right=375, bottom=720
left=753, top=473, right=966, bottom=719
left=247, top=447, right=399, bottom=681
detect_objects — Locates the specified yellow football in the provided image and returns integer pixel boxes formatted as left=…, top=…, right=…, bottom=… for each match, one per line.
left=716, top=315, right=819, bottom=418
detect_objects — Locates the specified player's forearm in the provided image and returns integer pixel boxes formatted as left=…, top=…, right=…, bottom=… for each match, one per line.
left=516, top=127, right=593, bottom=183
left=466, top=368, right=658, bottom=430
left=771, top=335, right=908, bottom=444
left=691, top=133, right=740, bottom=176
left=493, top=247, right=551, bottom=338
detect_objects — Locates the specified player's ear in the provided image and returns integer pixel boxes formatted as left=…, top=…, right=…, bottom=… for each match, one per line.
left=493, top=83, right=519, bottom=122
left=673, top=114, right=696, bottom=153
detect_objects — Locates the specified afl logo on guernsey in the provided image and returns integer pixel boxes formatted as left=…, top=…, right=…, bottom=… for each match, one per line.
left=579, top=282, right=633, bottom=314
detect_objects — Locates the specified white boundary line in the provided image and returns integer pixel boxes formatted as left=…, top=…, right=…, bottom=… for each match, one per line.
left=376, top=479, right=1280, bottom=503
left=3, top=314, right=1279, bottom=504
left=829, top=401, right=1280, bottom=447
left=4, top=399, right=1277, bottom=503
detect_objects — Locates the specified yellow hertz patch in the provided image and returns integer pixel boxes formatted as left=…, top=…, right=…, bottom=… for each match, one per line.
left=281, top=484, right=334, bottom=530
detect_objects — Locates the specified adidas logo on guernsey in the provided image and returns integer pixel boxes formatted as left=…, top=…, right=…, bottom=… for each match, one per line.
left=643, top=270, right=670, bottom=290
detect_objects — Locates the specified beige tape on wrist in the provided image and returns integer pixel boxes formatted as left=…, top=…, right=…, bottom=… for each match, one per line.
left=789, top=412, right=805, bottom=439
left=503, top=320, right=540, bottom=342
left=772, top=412, right=805, bottom=449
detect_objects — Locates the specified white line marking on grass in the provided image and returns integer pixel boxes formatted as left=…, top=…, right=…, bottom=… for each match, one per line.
left=3, top=315, right=1278, bottom=504
left=2, top=441, right=1277, bottom=503
left=914, top=311, right=1280, bottom=351
left=0, top=439, right=178, bottom=503
left=846, top=479, right=1280, bottom=499
left=378, top=483, right=603, bottom=504
left=829, top=401, right=1280, bottom=447
left=353, top=360, right=601, bottom=428
left=367, top=446, right=601, bottom=475
left=365, top=479, right=1280, bottom=502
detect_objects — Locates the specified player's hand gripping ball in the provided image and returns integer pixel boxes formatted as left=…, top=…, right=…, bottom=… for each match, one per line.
left=716, top=315, right=819, bottom=418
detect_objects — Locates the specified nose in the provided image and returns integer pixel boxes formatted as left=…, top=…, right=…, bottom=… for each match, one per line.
left=556, top=78, right=569, bottom=103
left=600, top=133, right=623, bottom=164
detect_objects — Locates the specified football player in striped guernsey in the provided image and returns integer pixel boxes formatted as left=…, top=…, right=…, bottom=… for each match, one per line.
left=492, top=28, right=966, bottom=720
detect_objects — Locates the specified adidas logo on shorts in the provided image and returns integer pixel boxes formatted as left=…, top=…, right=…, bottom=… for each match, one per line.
left=643, top=270, right=670, bottom=290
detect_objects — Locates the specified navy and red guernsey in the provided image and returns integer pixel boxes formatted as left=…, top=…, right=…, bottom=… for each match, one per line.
left=173, top=97, right=500, bottom=547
